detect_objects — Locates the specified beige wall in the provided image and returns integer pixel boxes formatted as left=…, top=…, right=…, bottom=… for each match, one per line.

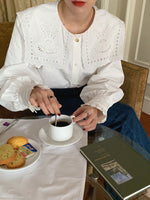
left=101, top=0, right=127, bottom=21
left=96, top=0, right=101, bottom=8
left=125, top=0, right=150, bottom=114
left=0, top=0, right=56, bottom=22
left=108, top=0, right=127, bottom=21
left=102, top=0, right=150, bottom=114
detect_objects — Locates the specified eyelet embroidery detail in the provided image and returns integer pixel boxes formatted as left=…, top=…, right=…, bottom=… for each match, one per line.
left=83, top=17, right=124, bottom=69
left=18, top=5, right=124, bottom=70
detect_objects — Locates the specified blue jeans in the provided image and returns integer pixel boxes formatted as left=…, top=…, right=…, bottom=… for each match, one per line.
left=35, top=87, right=150, bottom=200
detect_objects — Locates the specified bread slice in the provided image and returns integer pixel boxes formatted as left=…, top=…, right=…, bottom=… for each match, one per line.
left=7, top=136, right=28, bottom=149
left=6, top=150, right=25, bottom=169
left=0, top=144, right=16, bottom=165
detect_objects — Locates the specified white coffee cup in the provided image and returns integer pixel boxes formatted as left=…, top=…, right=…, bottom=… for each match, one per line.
left=49, top=115, right=75, bottom=142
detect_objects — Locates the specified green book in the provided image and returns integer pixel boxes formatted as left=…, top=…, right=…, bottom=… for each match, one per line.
left=80, top=136, right=150, bottom=200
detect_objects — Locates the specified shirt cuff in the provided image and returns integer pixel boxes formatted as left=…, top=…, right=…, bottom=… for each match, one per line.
left=24, top=84, right=49, bottom=113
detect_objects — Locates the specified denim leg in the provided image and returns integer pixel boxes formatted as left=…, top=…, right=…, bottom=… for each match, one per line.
left=102, top=102, right=150, bottom=154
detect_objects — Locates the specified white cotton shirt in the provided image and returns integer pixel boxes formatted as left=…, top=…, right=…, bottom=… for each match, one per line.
left=0, top=1, right=125, bottom=123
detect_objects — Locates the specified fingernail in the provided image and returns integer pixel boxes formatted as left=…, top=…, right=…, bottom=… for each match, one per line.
left=83, top=128, right=85, bottom=131
left=58, top=113, right=61, bottom=116
left=47, top=114, right=50, bottom=116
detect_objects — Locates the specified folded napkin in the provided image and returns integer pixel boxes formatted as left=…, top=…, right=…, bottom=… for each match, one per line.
left=0, top=118, right=87, bottom=200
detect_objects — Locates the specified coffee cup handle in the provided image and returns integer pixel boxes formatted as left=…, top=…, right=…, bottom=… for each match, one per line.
left=71, top=115, right=76, bottom=124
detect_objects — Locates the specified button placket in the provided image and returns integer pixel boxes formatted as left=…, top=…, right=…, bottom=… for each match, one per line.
left=71, top=36, right=81, bottom=85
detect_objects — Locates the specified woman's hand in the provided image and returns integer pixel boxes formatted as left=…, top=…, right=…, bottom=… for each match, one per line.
left=72, top=105, right=100, bottom=131
left=29, top=86, right=62, bottom=115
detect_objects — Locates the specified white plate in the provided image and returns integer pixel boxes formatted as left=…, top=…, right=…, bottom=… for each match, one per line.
left=39, top=124, right=83, bottom=147
left=0, top=139, right=41, bottom=172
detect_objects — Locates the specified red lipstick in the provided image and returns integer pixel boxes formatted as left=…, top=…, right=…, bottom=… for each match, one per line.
left=72, top=1, right=86, bottom=7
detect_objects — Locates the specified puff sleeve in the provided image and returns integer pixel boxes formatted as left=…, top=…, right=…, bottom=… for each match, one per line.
left=80, top=21, right=125, bottom=123
left=0, top=16, right=47, bottom=112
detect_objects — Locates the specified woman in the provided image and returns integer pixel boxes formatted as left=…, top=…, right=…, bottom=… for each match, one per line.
left=0, top=0, right=150, bottom=152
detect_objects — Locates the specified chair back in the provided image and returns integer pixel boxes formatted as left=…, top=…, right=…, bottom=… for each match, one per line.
left=121, top=60, right=149, bottom=119
left=0, top=22, right=14, bottom=68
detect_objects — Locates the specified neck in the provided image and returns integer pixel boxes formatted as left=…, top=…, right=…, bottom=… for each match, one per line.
left=58, top=0, right=95, bottom=34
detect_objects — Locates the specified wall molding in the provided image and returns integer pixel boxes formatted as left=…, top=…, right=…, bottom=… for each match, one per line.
left=123, top=0, right=137, bottom=61
left=101, top=0, right=110, bottom=10
left=134, top=0, right=148, bottom=65
left=142, top=96, right=150, bottom=114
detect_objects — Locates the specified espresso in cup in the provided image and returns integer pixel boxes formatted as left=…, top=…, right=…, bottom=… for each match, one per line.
left=49, top=115, right=75, bottom=141
left=51, top=120, right=70, bottom=127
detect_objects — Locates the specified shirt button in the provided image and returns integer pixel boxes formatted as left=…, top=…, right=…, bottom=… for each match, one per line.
left=75, top=38, right=79, bottom=42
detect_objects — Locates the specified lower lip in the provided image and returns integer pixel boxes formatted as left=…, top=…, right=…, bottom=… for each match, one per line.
left=72, top=1, right=86, bottom=7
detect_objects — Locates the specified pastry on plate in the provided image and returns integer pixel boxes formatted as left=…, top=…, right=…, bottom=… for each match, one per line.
left=7, top=136, right=28, bottom=149
left=6, top=150, right=25, bottom=169
left=0, top=144, right=16, bottom=165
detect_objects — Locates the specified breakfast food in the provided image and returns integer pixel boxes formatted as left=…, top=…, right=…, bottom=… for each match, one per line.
left=0, top=144, right=16, bottom=165
left=0, top=136, right=37, bottom=169
left=6, top=150, right=25, bottom=169
left=7, top=136, right=28, bottom=149
left=18, top=143, right=37, bottom=158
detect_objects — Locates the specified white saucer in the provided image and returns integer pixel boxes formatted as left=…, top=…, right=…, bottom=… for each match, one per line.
left=39, top=124, right=83, bottom=147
